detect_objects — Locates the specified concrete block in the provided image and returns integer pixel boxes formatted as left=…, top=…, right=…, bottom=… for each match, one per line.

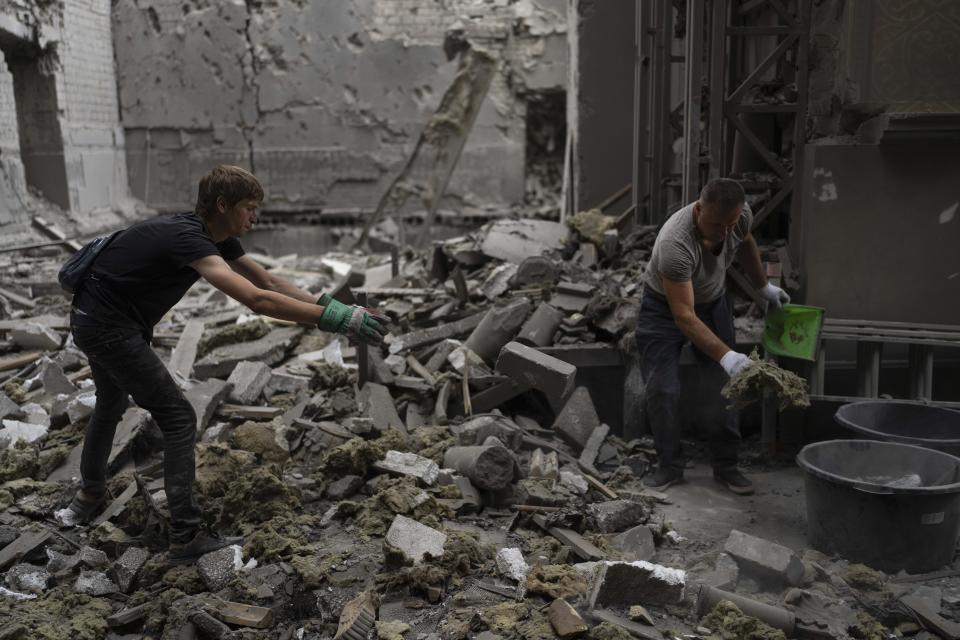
left=226, top=361, right=272, bottom=405
left=0, top=420, right=47, bottom=447
left=610, top=525, right=656, bottom=562
left=6, top=563, right=50, bottom=594
left=559, top=470, right=589, bottom=495
left=495, top=341, right=576, bottom=406
left=579, top=423, right=610, bottom=468
left=723, top=529, right=803, bottom=586
left=465, top=298, right=533, bottom=363
left=589, top=561, right=686, bottom=607
left=496, top=547, right=529, bottom=582
left=357, top=382, right=404, bottom=433
left=186, top=378, right=232, bottom=434
left=453, top=476, right=482, bottom=515
left=373, top=450, right=440, bottom=485
left=552, top=387, right=601, bottom=450
left=326, top=475, right=364, bottom=500
left=455, top=415, right=522, bottom=449
left=21, top=402, right=49, bottom=426
left=517, top=302, right=564, bottom=347
left=265, top=368, right=311, bottom=397
left=190, top=610, right=233, bottom=638
left=40, top=359, right=76, bottom=396
left=45, top=548, right=80, bottom=575
left=194, top=327, right=301, bottom=379
left=74, top=571, right=118, bottom=596
left=198, top=544, right=243, bottom=592
left=548, top=598, right=588, bottom=639
left=66, top=390, right=97, bottom=424
left=0, top=392, right=20, bottom=420
left=110, top=546, right=150, bottom=593
left=589, top=500, right=649, bottom=534
left=79, top=546, right=109, bottom=569
left=384, top=515, right=446, bottom=564
left=11, top=323, right=62, bottom=351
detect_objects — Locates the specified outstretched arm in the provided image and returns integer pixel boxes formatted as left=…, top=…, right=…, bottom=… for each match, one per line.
left=228, top=254, right=316, bottom=303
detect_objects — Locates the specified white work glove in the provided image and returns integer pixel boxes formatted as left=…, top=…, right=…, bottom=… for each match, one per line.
left=720, top=350, right=752, bottom=378
left=758, top=282, right=791, bottom=311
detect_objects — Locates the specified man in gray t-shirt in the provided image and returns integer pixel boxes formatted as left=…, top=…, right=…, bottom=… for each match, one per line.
left=636, top=179, right=790, bottom=495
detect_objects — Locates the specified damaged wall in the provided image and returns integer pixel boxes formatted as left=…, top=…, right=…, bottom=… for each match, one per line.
left=0, top=0, right=128, bottom=234
left=114, top=0, right=568, bottom=215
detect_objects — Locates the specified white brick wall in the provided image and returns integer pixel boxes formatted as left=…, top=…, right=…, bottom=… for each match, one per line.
left=61, top=0, right=121, bottom=126
left=371, top=0, right=513, bottom=45
left=0, top=50, right=19, bottom=153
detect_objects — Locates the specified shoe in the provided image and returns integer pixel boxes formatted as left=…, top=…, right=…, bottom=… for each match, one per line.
left=643, top=467, right=685, bottom=491
left=54, top=489, right=107, bottom=528
left=168, top=527, right=243, bottom=563
left=714, top=467, right=755, bottom=495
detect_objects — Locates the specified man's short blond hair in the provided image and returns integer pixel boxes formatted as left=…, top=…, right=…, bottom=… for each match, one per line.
left=195, top=165, right=264, bottom=216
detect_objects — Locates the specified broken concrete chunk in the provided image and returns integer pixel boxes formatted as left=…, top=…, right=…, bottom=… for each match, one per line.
left=628, top=604, right=654, bottom=626
left=479, top=219, right=569, bottom=264
left=515, top=255, right=559, bottom=287
left=480, top=262, right=518, bottom=299
left=579, top=422, right=610, bottom=468
left=357, top=382, right=404, bottom=433
left=66, top=390, right=97, bottom=424
left=464, top=298, right=533, bottom=364
left=0, top=420, right=48, bottom=447
left=384, top=515, right=446, bottom=564
left=194, top=327, right=301, bottom=379
left=589, top=560, right=686, bottom=607
left=703, top=552, right=739, bottom=590
left=45, top=548, right=81, bottom=575
left=443, top=444, right=515, bottom=490
left=334, top=590, right=378, bottom=640
left=190, top=610, right=233, bottom=638
left=5, top=563, right=50, bottom=594
left=110, top=546, right=150, bottom=593
left=548, top=598, right=589, bottom=639
left=232, top=421, right=289, bottom=463
left=495, top=341, right=576, bottom=406
left=326, top=475, right=364, bottom=501
left=186, top=378, right=232, bottom=435
left=0, top=392, right=20, bottom=421
left=610, top=525, right=656, bottom=562
left=79, top=546, right=109, bottom=569
left=373, top=450, right=440, bottom=485
left=455, top=415, right=522, bottom=449
left=40, top=359, right=76, bottom=396
left=723, top=529, right=803, bottom=586
left=517, top=302, right=565, bottom=347
left=496, top=548, right=529, bottom=582
left=74, top=571, right=118, bottom=596
left=589, top=500, right=648, bottom=534
left=11, top=323, right=62, bottom=351
left=552, top=386, right=601, bottom=450
left=265, top=368, right=311, bottom=397
left=226, top=361, right=272, bottom=405
left=559, top=470, right=589, bottom=495
left=198, top=544, right=243, bottom=592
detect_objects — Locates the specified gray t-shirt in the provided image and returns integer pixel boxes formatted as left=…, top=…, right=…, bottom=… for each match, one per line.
left=644, top=202, right=753, bottom=303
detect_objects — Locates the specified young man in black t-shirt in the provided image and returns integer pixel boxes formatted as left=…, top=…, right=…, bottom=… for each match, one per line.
left=57, top=165, right=387, bottom=561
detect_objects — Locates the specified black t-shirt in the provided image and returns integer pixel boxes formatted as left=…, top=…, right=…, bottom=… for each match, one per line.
left=74, top=212, right=244, bottom=330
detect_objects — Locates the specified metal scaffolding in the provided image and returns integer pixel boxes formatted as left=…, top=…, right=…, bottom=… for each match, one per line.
left=632, top=0, right=811, bottom=236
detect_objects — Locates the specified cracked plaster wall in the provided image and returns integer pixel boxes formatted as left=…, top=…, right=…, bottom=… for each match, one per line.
left=114, top=0, right=567, bottom=214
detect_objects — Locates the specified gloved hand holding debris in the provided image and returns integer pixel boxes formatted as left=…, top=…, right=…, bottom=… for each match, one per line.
left=721, top=349, right=810, bottom=410
left=317, top=293, right=389, bottom=345
left=758, top=282, right=791, bottom=311
left=720, top=350, right=752, bottom=378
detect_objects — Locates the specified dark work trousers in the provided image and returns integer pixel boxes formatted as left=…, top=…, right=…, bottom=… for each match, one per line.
left=70, top=315, right=202, bottom=542
left=634, top=288, right=740, bottom=473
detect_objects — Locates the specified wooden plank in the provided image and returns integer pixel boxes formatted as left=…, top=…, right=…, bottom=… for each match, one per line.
left=406, top=354, right=437, bottom=387
left=92, top=479, right=139, bottom=526
left=0, top=314, right=68, bottom=331
left=0, top=286, right=36, bottom=309
left=167, top=320, right=205, bottom=381
left=32, top=216, right=83, bottom=252
left=0, top=350, right=41, bottom=372
left=531, top=514, right=605, bottom=561
left=900, top=595, right=960, bottom=640
left=826, top=318, right=960, bottom=333
left=0, top=526, right=52, bottom=569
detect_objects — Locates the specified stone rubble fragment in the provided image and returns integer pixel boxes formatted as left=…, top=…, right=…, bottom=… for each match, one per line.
left=724, top=529, right=804, bottom=586
left=496, top=547, right=530, bottom=582
left=373, top=450, right=440, bottom=486
left=589, top=560, right=686, bottom=607
left=384, top=515, right=447, bottom=564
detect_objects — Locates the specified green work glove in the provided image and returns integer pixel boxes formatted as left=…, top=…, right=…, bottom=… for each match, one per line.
left=317, top=294, right=389, bottom=345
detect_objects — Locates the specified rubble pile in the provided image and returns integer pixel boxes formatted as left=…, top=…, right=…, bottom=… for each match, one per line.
left=0, top=218, right=949, bottom=639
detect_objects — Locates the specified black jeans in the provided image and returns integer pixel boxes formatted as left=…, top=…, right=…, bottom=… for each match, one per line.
left=71, top=315, right=202, bottom=542
left=635, top=288, right=741, bottom=473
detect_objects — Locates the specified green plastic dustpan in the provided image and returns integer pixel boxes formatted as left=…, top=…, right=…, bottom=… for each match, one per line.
left=762, top=303, right=824, bottom=361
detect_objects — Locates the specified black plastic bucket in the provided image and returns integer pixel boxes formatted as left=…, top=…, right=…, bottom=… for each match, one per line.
left=796, top=439, right=960, bottom=573
left=835, top=401, right=960, bottom=456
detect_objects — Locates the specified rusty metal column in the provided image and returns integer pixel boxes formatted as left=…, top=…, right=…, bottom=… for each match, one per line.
left=682, top=0, right=706, bottom=204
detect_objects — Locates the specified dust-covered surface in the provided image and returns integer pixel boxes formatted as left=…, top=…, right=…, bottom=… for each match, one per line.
left=702, top=600, right=787, bottom=640
left=722, top=349, right=811, bottom=410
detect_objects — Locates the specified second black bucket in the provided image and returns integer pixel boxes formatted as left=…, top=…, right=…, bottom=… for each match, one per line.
left=797, top=439, right=960, bottom=573
left=835, top=401, right=960, bottom=456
